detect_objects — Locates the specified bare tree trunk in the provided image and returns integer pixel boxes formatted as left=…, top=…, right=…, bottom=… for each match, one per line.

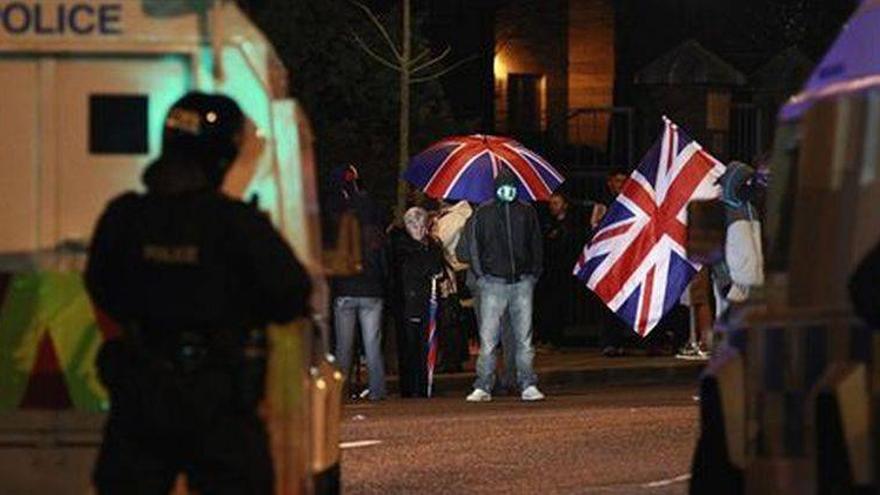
left=396, top=0, right=411, bottom=216
left=351, top=0, right=473, bottom=214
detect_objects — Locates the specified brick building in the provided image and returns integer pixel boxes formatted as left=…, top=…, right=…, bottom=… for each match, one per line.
left=492, top=0, right=615, bottom=149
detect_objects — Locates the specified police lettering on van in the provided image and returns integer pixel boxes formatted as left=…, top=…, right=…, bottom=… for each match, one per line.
left=0, top=2, right=122, bottom=36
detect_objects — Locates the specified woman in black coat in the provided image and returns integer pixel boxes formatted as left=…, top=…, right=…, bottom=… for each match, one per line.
left=390, top=207, right=446, bottom=397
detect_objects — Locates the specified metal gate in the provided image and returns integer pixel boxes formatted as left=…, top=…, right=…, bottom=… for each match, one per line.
left=729, top=103, right=767, bottom=163
left=549, top=106, right=635, bottom=204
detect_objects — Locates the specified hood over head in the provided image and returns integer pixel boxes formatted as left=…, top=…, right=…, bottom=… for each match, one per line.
left=719, top=161, right=756, bottom=208
left=494, top=167, right=519, bottom=203
left=494, top=167, right=518, bottom=188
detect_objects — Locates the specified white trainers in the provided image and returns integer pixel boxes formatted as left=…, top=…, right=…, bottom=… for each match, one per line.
left=466, top=388, right=492, bottom=402
left=521, top=385, right=546, bottom=402
left=676, top=344, right=711, bottom=361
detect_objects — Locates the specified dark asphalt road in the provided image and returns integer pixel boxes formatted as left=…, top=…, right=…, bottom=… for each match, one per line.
left=340, top=384, right=700, bottom=495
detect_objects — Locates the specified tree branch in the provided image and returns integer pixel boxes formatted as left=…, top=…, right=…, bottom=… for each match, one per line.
left=411, top=46, right=451, bottom=73
left=411, top=48, right=433, bottom=66
left=350, top=0, right=403, bottom=62
left=410, top=54, right=478, bottom=84
left=351, top=31, right=403, bottom=72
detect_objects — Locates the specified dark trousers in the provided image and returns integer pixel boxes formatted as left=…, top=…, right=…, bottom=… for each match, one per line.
left=592, top=290, right=627, bottom=349
left=536, top=276, right=567, bottom=346
left=93, top=340, right=273, bottom=494
left=597, top=303, right=689, bottom=349
left=600, top=313, right=627, bottom=348
left=646, top=304, right=689, bottom=350
left=438, top=296, right=467, bottom=372
left=396, top=316, right=428, bottom=397
left=94, top=412, right=273, bottom=495
left=536, top=267, right=583, bottom=346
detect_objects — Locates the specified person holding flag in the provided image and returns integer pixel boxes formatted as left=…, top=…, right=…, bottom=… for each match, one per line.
left=574, top=117, right=726, bottom=340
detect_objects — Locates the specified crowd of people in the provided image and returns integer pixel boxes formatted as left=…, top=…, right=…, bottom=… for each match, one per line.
left=321, top=162, right=667, bottom=402
left=322, top=156, right=770, bottom=401
left=80, top=90, right=767, bottom=492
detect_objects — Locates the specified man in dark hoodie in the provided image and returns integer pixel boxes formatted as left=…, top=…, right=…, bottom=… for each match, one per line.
left=457, top=168, right=546, bottom=402
left=326, top=164, right=388, bottom=400
left=85, top=92, right=311, bottom=494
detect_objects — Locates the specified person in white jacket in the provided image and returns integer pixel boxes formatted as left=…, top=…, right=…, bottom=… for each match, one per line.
left=432, top=200, right=473, bottom=372
left=714, top=161, right=765, bottom=318
left=678, top=161, right=765, bottom=360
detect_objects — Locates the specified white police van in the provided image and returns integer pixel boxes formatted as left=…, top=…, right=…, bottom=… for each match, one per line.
left=0, top=0, right=323, bottom=259
left=0, top=1, right=339, bottom=493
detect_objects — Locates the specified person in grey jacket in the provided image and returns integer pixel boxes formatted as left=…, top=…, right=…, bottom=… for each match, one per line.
left=457, top=168, right=546, bottom=402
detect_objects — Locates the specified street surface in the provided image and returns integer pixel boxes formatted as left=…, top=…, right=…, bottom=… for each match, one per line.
left=341, top=383, right=699, bottom=494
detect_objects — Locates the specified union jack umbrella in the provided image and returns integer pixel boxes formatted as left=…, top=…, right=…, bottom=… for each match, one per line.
left=426, top=274, right=442, bottom=398
left=573, top=118, right=726, bottom=337
left=404, top=134, right=565, bottom=202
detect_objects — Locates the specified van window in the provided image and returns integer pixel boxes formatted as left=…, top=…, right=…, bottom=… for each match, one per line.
left=89, top=94, right=148, bottom=155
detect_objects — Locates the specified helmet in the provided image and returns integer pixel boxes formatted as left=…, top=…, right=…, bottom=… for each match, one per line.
left=162, top=92, right=245, bottom=186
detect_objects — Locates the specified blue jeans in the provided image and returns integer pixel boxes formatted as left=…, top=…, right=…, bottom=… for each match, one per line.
left=467, top=273, right=517, bottom=389
left=473, top=276, right=538, bottom=392
left=334, top=297, right=386, bottom=399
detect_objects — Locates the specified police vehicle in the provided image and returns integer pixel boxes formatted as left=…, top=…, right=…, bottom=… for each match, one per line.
left=690, top=1, right=880, bottom=493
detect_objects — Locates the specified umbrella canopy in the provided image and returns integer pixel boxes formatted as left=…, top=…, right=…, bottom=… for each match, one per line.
left=404, top=134, right=564, bottom=203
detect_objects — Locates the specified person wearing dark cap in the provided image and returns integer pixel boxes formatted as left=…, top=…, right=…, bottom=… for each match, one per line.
left=457, top=168, right=546, bottom=402
left=85, top=91, right=312, bottom=494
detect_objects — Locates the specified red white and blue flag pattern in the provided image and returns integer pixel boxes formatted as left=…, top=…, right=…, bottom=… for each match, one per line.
left=573, top=118, right=725, bottom=337
left=425, top=276, right=440, bottom=397
left=404, top=134, right=564, bottom=203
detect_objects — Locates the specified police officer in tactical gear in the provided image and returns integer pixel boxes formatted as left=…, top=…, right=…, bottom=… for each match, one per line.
left=85, top=92, right=311, bottom=494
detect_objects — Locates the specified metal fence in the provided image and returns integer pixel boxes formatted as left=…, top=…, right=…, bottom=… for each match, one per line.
left=564, top=106, right=636, bottom=169
left=540, top=106, right=636, bottom=205
left=729, top=103, right=768, bottom=163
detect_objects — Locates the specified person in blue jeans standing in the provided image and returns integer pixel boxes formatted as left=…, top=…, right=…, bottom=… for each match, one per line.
left=457, top=168, right=546, bottom=402
left=327, top=165, right=387, bottom=400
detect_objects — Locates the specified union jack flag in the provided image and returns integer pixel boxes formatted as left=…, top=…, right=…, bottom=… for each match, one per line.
left=573, top=118, right=726, bottom=336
